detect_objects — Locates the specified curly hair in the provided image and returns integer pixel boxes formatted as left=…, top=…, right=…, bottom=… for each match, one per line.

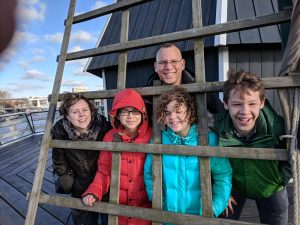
left=156, top=87, right=198, bottom=126
left=223, top=70, right=265, bottom=103
left=59, top=92, right=97, bottom=119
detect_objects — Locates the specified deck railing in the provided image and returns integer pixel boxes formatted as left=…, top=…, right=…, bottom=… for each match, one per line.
left=0, top=111, right=61, bottom=146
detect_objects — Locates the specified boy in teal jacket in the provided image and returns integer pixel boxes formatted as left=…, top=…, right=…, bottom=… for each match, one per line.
left=213, top=70, right=291, bottom=225
left=144, top=87, right=232, bottom=223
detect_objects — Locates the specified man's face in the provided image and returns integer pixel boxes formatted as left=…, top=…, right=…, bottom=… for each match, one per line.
left=154, top=46, right=185, bottom=85
left=224, top=88, right=265, bottom=136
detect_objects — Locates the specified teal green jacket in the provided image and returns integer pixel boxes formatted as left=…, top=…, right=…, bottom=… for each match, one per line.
left=212, top=100, right=291, bottom=198
left=144, top=124, right=232, bottom=218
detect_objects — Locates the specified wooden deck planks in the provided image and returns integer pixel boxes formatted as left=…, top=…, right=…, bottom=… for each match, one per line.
left=0, top=135, right=68, bottom=225
left=0, top=197, right=24, bottom=225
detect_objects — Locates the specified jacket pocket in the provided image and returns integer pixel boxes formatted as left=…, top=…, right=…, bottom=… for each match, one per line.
left=53, top=170, right=74, bottom=194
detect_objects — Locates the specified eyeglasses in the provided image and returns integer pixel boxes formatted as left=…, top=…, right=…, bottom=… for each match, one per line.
left=156, top=59, right=182, bottom=68
left=119, top=109, right=141, bottom=116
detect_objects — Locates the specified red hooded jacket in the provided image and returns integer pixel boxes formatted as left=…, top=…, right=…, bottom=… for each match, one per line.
left=83, top=89, right=152, bottom=225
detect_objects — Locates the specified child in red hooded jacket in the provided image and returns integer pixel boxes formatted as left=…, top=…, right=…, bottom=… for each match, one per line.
left=83, top=89, right=152, bottom=225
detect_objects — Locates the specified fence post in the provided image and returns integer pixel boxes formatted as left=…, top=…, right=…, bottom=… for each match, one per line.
left=26, top=113, right=35, bottom=134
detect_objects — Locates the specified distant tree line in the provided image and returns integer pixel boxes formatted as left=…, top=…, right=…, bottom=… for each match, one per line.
left=0, top=90, right=28, bottom=109
left=0, top=90, right=11, bottom=100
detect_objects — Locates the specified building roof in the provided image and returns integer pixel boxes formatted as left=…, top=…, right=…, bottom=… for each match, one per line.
left=226, top=0, right=281, bottom=44
left=87, top=0, right=281, bottom=73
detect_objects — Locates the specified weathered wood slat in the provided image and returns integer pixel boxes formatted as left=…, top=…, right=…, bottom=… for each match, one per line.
left=39, top=193, right=262, bottom=225
left=50, top=139, right=289, bottom=160
left=54, top=75, right=300, bottom=100
left=72, top=0, right=153, bottom=24
left=24, top=0, right=76, bottom=224
left=109, top=152, right=121, bottom=225
left=64, top=9, right=291, bottom=61
left=152, top=81, right=162, bottom=225
left=197, top=95, right=213, bottom=217
left=192, top=0, right=213, bottom=217
left=108, top=7, right=130, bottom=225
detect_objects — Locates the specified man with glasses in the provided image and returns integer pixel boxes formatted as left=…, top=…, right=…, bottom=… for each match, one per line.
left=145, top=43, right=223, bottom=121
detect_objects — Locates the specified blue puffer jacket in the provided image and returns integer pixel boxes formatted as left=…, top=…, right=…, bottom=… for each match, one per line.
left=144, top=124, right=232, bottom=220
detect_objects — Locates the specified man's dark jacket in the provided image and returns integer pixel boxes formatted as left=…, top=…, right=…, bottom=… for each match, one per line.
left=145, top=70, right=224, bottom=122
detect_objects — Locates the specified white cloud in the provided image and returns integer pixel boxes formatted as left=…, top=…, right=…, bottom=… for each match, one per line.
left=71, top=30, right=96, bottom=43
left=0, top=47, right=17, bottom=71
left=31, top=55, right=46, bottom=62
left=65, top=54, right=90, bottom=76
left=44, top=30, right=96, bottom=45
left=73, top=66, right=93, bottom=76
left=14, top=31, right=40, bottom=43
left=43, top=32, right=64, bottom=44
left=17, top=60, right=30, bottom=69
left=62, top=79, right=86, bottom=87
left=75, top=1, right=109, bottom=15
left=21, top=69, right=51, bottom=81
left=31, top=48, right=45, bottom=55
left=17, top=51, right=46, bottom=69
left=18, top=2, right=46, bottom=22
left=70, top=45, right=83, bottom=52
left=19, top=0, right=39, bottom=5
left=92, top=1, right=109, bottom=10
left=5, top=82, right=45, bottom=92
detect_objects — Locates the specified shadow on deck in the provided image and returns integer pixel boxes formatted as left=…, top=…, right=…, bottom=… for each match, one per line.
left=0, top=135, right=294, bottom=225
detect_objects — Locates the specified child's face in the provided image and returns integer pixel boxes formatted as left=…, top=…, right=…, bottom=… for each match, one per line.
left=224, top=88, right=265, bottom=136
left=165, top=100, right=191, bottom=137
left=118, top=107, right=142, bottom=135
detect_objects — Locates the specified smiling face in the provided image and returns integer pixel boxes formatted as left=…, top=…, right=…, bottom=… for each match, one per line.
left=224, top=88, right=265, bottom=136
left=165, top=100, right=191, bottom=137
left=118, top=107, right=142, bottom=137
left=154, top=45, right=185, bottom=85
left=67, top=99, right=91, bottom=134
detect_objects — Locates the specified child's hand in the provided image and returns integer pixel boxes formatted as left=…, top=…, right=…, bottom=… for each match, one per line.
left=224, top=195, right=237, bottom=217
left=83, top=194, right=96, bottom=206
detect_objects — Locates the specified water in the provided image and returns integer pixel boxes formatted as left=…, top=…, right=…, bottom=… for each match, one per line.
left=0, top=111, right=61, bottom=145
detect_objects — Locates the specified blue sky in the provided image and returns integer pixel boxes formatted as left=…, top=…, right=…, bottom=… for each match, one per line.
left=0, top=0, right=114, bottom=98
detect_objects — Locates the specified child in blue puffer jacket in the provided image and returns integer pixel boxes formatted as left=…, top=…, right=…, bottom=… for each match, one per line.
left=144, top=87, right=232, bottom=223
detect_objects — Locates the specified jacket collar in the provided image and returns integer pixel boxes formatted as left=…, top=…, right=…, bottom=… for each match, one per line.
left=217, top=104, right=278, bottom=147
left=164, top=124, right=198, bottom=145
left=62, top=113, right=102, bottom=141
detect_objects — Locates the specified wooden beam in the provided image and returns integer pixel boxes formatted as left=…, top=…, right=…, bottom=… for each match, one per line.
left=38, top=193, right=261, bottom=225
left=72, top=0, right=153, bottom=24
left=108, top=7, right=129, bottom=225
left=62, top=9, right=291, bottom=61
left=51, top=75, right=300, bottom=100
left=50, top=139, right=289, bottom=161
left=24, top=0, right=77, bottom=224
left=192, top=0, right=213, bottom=217
left=151, top=81, right=162, bottom=225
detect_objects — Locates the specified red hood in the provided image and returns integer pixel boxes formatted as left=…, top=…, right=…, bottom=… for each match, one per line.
left=110, top=89, right=150, bottom=138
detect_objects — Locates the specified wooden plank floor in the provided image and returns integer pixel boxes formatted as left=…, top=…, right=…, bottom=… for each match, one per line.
left=0, top=135, right=295, bottom=225
left=0, top=135, right=72, bottom=225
